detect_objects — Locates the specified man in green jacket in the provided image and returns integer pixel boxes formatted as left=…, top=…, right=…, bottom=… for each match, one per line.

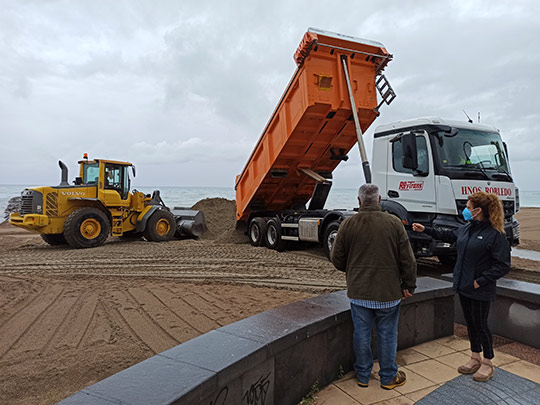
left=331, top=183, right=417, bottom=390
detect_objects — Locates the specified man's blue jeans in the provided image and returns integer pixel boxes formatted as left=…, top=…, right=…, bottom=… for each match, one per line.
left=350, top=302, right=400, bottom=385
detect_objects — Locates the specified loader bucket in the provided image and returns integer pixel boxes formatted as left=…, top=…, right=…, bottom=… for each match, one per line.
left=171, top=208, right=207, bottom=238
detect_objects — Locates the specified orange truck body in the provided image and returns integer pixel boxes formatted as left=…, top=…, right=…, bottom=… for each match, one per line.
left=235, top=28, right=392, bottom=221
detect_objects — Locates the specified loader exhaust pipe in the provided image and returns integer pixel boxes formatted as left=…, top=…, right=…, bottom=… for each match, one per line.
left=58, top=161, right=69, bottom=186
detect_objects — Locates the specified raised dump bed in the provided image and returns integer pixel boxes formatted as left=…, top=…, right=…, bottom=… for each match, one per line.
left=235, top=28, right=393, bottom=222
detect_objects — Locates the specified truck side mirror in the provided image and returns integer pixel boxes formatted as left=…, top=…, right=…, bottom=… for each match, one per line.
left=401, top=132, right=418, bottom=170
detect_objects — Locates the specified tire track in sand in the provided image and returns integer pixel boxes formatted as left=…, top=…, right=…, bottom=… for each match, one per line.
left=153, top=286, right=218, bottom=334
left=7, top=291, right=79, bottom=357
left=109, top=289, right=178, bottom=354
left=0, top=285, right=64, bottom=358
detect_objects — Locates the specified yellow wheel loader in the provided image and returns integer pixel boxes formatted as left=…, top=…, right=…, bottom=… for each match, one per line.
left=9, top=154, right=206, bottom=248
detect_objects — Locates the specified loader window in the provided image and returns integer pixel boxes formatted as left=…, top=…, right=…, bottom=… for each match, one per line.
left=104, top=164, right=129, bottom=199
left=393, top=135, right=429, bottom=174
left=83, top=163, right=100, bottom=184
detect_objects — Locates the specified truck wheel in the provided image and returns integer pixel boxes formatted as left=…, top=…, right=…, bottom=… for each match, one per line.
left=64, top=208, right=110, bottom=249
left=41, top=233, right=67, bottom=246
left=144, top=209, right=176, bottom=242
left=323, top=221, right=340, bottom=259
left=248, top=217, right=267, bottom=246
left=265, top=218, right=286, bottom=252
left=438, top=255, right=457, bottom=267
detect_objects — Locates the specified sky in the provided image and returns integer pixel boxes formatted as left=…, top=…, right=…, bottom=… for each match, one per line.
left=1, top=0, right=539, bottom=191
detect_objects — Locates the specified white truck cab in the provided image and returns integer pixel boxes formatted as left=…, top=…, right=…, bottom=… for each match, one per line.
left=372, top=117, right=520, bottom=265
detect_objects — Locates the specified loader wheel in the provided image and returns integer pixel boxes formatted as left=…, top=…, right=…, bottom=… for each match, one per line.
left=64, top=208, right=110, bottom=249
left=265, top=218, right=286, bottom=252
left=41, top=233, right=67, bottom=246
left=144, top=209, right=176, bottom=242
left=323, top=221, right=341, bottom=259
left=248, top=217, right=267, bottom=246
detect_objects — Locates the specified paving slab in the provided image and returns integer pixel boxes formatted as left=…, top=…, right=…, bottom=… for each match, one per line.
left=315, top=335, right=540, bottom=405
left=416, top=368, right=540, bottom=404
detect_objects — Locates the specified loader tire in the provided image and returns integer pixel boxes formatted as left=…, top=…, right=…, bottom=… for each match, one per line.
left=64, top=208, right=110, bottom=249
left=323, top=221, right=340, bottom=259
left=248, top=217, right=267, bottom=246
left=144, top=209, right=176, bottom=242
left=40, top=233, right=67, bottom=246
left=265, top=218, right=287, bottom=252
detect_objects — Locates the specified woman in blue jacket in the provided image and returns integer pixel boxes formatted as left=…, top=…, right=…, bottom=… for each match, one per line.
left=412, top=191, right=510, bottom=382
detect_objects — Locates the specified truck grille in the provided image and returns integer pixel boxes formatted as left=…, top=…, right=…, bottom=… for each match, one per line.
left=45, top=192, right=58, bottom=216
left=501, top=201, right=515, bottom=220
left=456, top=199, right=514, bottom=220
left=20, top=195, right=34, bottom=215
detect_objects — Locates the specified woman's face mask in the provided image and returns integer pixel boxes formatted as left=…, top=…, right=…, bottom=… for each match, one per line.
left=462, top=206, right=480, bottom=221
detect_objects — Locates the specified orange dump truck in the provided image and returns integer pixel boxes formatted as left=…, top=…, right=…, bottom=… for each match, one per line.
left=235, top=28, right=396, bottom=256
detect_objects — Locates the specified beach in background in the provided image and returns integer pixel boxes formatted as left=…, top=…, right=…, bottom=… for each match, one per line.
left=2, top=185, right=540, bottom=215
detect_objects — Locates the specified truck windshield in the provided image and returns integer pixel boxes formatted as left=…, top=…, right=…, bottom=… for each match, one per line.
left=432, top=129, right=512, bottom=181
left=83, top=163, right=100, bottom=184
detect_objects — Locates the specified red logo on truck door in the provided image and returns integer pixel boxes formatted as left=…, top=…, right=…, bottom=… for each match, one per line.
left=399, top=181, right=424, bottom=191
left=461, top=186, right=512, bottom=197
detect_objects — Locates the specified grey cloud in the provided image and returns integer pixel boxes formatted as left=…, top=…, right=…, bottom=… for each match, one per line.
left=1, top=0, right=539, bottom=191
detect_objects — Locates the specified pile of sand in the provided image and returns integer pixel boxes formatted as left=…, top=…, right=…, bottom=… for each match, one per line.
left=191, top=197, right=246, bottom=243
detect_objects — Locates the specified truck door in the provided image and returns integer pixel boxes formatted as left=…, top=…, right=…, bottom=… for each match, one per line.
left=386, top=133, right=436, bottom=213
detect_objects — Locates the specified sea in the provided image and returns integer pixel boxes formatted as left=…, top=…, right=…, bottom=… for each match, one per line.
left=1, top=185, right=540, bottom=216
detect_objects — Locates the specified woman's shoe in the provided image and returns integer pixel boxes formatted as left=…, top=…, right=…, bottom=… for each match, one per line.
left=457, top=358, right=481, bottom=374
left=473, top=363, right=495, bottom=382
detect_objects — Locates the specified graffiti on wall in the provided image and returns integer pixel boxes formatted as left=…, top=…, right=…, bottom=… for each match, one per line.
left=242, top=372, right=271, bottom=405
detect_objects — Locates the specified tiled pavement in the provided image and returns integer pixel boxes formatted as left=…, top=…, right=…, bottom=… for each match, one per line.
left=315, top=335, right=540, bottom=404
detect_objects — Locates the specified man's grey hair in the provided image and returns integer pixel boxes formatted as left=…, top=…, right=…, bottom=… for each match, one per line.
left=358, top=183, right=380, bottom=205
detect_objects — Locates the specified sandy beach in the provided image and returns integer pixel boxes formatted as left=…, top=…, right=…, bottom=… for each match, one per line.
left=0, top=202, right=538, bottom=404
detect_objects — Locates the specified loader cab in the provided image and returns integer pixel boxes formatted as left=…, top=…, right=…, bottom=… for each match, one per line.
left=79, top=158, right=134, bottom=204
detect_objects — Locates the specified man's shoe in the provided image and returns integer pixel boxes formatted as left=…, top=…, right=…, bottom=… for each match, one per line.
left=380, top=370, right=406, bottom=390
left=357, top=380, right=368, bottom=388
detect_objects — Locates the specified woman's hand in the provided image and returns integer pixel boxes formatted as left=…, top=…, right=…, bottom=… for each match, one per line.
left=412, top=223, right=425, bottom=232
left=474, top=280, right=480, bottom=289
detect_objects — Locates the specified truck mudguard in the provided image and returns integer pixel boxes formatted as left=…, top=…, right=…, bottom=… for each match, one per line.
left=320, top=211, right=347, bottom=238
left=380, top=200, right=409, bottom=225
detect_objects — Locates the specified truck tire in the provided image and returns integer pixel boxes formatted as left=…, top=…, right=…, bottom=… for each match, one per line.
left=248, top=217, right=267, bottom=246
left=323, top=221, right=340, bottom=259
left=144, top=209, right=176, bottom=242
left=265, top=218, right=286, bottom=252
left=438, top=255, right=457, bottom=267
left=41, top=233, right=67, bottom=246
left=64, top=208, right=110, bottom=249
